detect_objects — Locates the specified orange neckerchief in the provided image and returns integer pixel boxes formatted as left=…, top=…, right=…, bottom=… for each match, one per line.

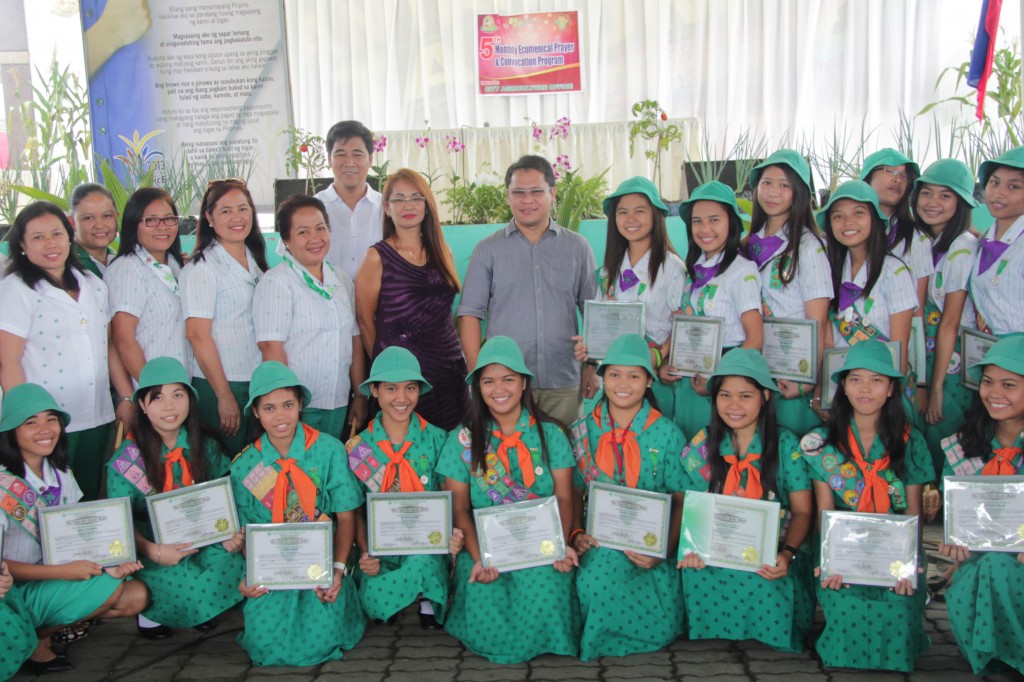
left=254, top=424, right=321, bottom=523
left=981, top=447, right=1022, bottom=476
left=847, top=427, right=891, bottom=513
left=370, top=415, right=427, bottom=493
left=162, top=448, right=193, bottom=493
left=722, top=450, right=763, bottom=500
left=591, top=403, right=662, bottom=489
left=492, top=418, right=537, bottom=488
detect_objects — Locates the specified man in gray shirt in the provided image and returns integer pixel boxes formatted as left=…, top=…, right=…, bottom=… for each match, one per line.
left=457, top=155, right=598, bottom=427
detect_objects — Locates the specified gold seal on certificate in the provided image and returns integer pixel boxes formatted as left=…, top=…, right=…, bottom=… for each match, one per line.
left=38, top=497, right=136, bottom=567
left=146, top=477, right=240, bottom=549
left=585, top=481, right=672, bottom=558
left=960, top=328, right=998, bottom=390
left=819, top=510, right=918, bottom=587
left=761, top=317, right=818, bottom=383
left=943, top=475, right=1024, bottom=552
left=668, top=315, right=724, bottom=377
left=821, top=342, right=901, bottom=410
left=583, top=301, right=645, bottom=362
left=366, top=491, right=452, bottom=557
left=474, top=496, right=566, bottom=572
left=678, top=491, right=780, bottom=573
left=245, top=522, right=334, bottom=591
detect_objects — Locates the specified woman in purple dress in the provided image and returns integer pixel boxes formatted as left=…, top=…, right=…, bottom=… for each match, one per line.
left=355, top=168, right=468, bottom=429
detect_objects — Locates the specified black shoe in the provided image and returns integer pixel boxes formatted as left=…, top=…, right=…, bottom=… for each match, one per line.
left=21, top=656, right=74, bottom=674
left=419, top=612, right=439, bottom=630
left=194, top=618, right=218, bottom=633
left=137, top=624, right=173, bottom=640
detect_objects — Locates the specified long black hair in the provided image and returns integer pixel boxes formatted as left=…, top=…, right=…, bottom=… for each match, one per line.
left=864, top=165, right=923, bottom=257
left=748, top=163, right=823, bottom=286
left=825, top=200, right=892, bottom=314
left=683, top=200, right=744, bottom=282
left=703, top=375, right=779, bottom=499
left=132, top=383, right=223, bottom=490
left=826, top=369, right=907, bottom=478
left=115, top=187, right=185, bottom=266
left=601, top=193, right=678, bottom=296
left=5, top=201, right=86, bottom=292
left=0, top=411, right=70, bottom=479
left=909, top=183, right=974, bottom=258
left=191, top=179, right=269, bottom=272
left=956, top=392, right=994, bottom=465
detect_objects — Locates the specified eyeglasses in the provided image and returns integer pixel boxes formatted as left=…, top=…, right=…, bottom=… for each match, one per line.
left=508, top=187, right=551, bottom=200
left=879, top=167, right=908, bottom=182
left=142, top=216, right=179, bottom=227
left=388, top=195, right=426, bottom=206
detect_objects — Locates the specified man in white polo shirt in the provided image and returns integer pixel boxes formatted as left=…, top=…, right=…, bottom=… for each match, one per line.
left=316, top=120, right=383, bottom=281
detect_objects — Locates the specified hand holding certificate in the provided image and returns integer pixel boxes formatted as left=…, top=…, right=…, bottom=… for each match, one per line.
left=586, top=482, right=671, bottom=558
left=761, top=318, right=818, bottom=383
left=678, top=491, right=781, bottom=573
left=366, top=491, right=452, bottom=556
left=819, top=510, right=918, bottom=587
left=583, top=301, right=645, bottom=361
left=474, top=496, right=566, bottom=572
left=146, top=477, right=239, bottom=549
left=667, top=315, right=724, bottom=377
left=245, top=522, right=333, bottom=590
left=944, top=476, right=1024, bottom=552
left=38, top=498, right=136, bottom=567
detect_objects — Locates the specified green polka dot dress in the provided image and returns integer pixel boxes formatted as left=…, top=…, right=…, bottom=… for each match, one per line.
left=0, top=585, right=36, bottom=678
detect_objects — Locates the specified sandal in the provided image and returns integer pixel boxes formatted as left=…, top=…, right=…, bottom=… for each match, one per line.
left=51, top=621, right=91, bottom=645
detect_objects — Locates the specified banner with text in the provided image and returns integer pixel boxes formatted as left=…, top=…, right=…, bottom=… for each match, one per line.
left=81, top=0, right=291, bottom=211
left=476, top=11, right=582, bottom=96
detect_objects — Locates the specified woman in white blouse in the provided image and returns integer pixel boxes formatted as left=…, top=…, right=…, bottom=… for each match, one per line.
left=107, top=188, right=188, bottom=380
left=0, top=202, right=134, bottom=499
left=181, top=179, right=269, bottom=456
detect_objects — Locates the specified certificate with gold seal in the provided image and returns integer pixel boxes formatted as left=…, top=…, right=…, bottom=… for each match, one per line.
left=38, top=497, right=136, bottom=567
left=583, top=300, right=645, bottom=362
left=474, top=496, right=566, bottom=572
left=366, top=491, right=452, bottom=557
left=761, top=317, right=818, bottom=383
left=667, top=315, right=724, bottom=377
left=678, top=491, right=780, bottom=573
left=146, top=477, right=239, bottom=548
left=819, top=510, right=918, bottom=587
left=585, top=481, right=671, bottom=558
left=944, top=475, right=1024, bottom=552
left=245, top=522, right=333, bottom=590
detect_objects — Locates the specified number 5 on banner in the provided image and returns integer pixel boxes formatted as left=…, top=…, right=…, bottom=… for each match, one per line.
left=479, top=36, right=496, bottom=59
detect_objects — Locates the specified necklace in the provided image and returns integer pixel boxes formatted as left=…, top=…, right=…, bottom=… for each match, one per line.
left=390, top=237, right=425, bottom=264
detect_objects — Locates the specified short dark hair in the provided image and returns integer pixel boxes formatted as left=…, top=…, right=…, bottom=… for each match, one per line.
left=70, top=183, right=115, bottom=213
left=504, top=155, right=556, bottom=188
left=325, top=120, right=374, bottom=156
left=6, top=201, right=86, bottom=291
left=115, top=187, right=184, bottom=266
left=276, top=194, right=329, bottom=241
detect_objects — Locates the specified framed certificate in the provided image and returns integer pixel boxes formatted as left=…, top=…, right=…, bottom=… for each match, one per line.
left=38, top=497, right=136, bottom=567
left=366, top=491, right=452, bottom=556
left=761, top=317, right=818, bottom=383
left=245, top=522, right=333, bottom=590
left=944, top=475, right=1024, bottom=552
left=668, top=315, right=724, bottom=377
left=960, top=328, right=998, bottom=390
left=821, top=342, right=901, bottom=410
left=819, top=510, right=918, bottom=587
left=678, top=491, right=781, bottom=573
left=146, top=477, right=239, bottom=549
left=585, top=482, right=672, bottom=558
left=909, top=317, right=927, bottom=386
left=474, top=496, right=566, bottom=572
left=583, top=301, right=645, bottom=362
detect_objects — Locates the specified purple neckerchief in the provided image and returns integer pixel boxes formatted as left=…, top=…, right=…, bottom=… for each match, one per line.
left=977, top=237, right=1010, bottom=275
left=38, top=470, right=62, bottom=507
left=618, top=268, right=640, bottom=292
left=887, top=216, right=900, bottom=248
left=692, top=262, right=720, bottom=289
left=931, top=246, right=947, bottom=268
left=746, top=232, right=785, bottom=269
left=838, top=281, right=864, bottom=311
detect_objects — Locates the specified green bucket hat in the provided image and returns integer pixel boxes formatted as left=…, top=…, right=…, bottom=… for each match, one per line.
left=597, top=334, right=655, bottom=379
left=914, top=159, right=979, bottom=207
left=858, top=148, right=921, bottom=182
left=816, top=180, right=887, bottom=230
left=710, top=348, right=778, bottom=392
left=466, top=336, right=534, bottom=384
left=244, top=361, right=312, bottom=412
left=681, top=181, right=750, bottom=225
left=978, top=146, right=1024, bottom=187
left=358, top=346, right=433, bottom=397
left=749, top=149, right=811, bottom=191
left=0, top=383, right=71, bottom=432
left=968, top=334, right=1024, bottom=377
left=134, top=357, right=198, bottom=401
left=602, top=176, right=668, bottom=218
left=831, top=340, right=904, bottom=385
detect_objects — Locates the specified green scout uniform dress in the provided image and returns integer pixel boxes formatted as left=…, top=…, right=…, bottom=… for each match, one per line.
left=799, top=424, right=934, bottom=671
left=669, top=427, right=815, bottom=652
left=230, top=424, right=366, bottom=666
left=570, top=400, right=686, bottom=660
left=0, top=582, right=36, bottom=679
left=106, top=430, right=245, bottom=626
left=345, top=413, right=450, bottom=621
left=436, top=411, right=581, bottom=663
left=940, top=433, right=1024, bottom=675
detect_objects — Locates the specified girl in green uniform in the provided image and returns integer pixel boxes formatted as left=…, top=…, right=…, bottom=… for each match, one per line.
left=800, top=340, right=933, bottom=671
left=106, top=357, right=244, bottom=639
left=231, top=362, right=366, bottom=666
left=346, top=346, right=451, bottom=628
left=0, top=561, right=36, bottom=678
left=437, top=336, right=581, bottom=663
left=672, top=349, right=814, bottom=652
left=937, top=336, right=1024, bottom=675
left=0, top=384, right=148, bottom=674
left=569, top=334, right=686, bottom=660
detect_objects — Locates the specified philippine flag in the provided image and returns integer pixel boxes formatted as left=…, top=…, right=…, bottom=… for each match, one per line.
left=966, top=0, right=1003, bottom=122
